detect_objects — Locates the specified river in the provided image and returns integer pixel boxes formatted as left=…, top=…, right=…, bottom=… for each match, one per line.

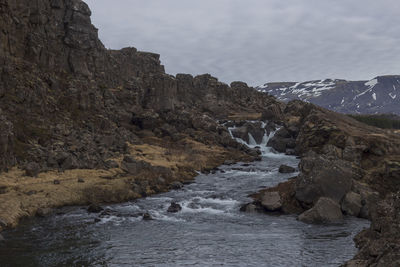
left=0, top=130, right=369, bottom=267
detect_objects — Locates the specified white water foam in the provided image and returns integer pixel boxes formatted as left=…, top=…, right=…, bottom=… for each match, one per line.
left=149, top=210, right=186, bottom=222
left=227, top=121, right=278, bottom=156
left=179, top=201, right=228, bottom=215
left=193, top=197, right=239, bottom=208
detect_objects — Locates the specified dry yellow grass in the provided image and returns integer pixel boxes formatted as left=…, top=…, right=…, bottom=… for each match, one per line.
left=0, top=136, right=251, bottom=231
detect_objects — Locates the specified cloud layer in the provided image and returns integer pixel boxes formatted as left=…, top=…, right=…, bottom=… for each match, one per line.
left=85, top=0, right=400, bottom=86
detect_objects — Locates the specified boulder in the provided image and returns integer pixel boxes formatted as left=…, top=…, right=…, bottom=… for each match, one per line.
left=298, top=197, right=343, bottom=224
left=279, top=165, right=296, bottom=173
left=341, top=192, right=362, bottom=217
left=295, top=152, right=353, bottom=205
left=261, top=191, right=282, bottom=211
left=167, top=202, right=182, bottom=213
left=267, top=136, right=296, bottom=153
left=170, top=181, right=183, bottom=190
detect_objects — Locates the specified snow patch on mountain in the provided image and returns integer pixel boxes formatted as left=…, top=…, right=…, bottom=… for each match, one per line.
left=365, top=78, right=378, bottom=88
left=353, top=79, right=378, bottom=101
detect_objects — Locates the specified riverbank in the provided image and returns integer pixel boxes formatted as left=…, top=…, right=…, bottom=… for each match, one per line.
left=0, top=135, right=256, bottom=232
left=0, top=137, right=370, bottom=267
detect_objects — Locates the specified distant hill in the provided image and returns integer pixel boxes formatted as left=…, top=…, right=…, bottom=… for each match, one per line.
left=257, top=75, right=400, bottom=115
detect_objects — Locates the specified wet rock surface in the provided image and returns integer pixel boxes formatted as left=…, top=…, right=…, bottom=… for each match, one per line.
left=87, top=204, right=104, bottom=213
left=278, top=164, right=295, bottom=173
left=260, top=191, right=282, bottom=211
left=167, top=202, right=182, bottom=213
left=298, top=197, right=343, bottom=224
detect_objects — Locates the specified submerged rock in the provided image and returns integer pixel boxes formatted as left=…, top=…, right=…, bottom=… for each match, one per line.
left=240, top=203, right=259, bottom=213
left=298, top=197, right=343, bottom=224
left=167, top=202, right=182, bottom=213
left=278, top=165, right=296, bottom=173
left=142, top=213, right=153, bottom=221
left=87, top=204, right=104, bottom=213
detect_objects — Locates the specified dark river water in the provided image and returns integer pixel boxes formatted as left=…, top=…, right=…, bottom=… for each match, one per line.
left=0, top=133, right=369, bottom=267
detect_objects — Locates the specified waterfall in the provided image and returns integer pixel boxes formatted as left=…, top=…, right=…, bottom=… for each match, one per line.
left=248, top=133, right=257, bottom=146
left=227, top=121, right=279, bottom=156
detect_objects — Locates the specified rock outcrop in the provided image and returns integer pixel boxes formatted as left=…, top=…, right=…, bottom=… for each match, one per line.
left=0, top=0, right=283, bottom=175
left=247, top=100, right=400, bottom=264
left=0, top=0, right=283, bottom=231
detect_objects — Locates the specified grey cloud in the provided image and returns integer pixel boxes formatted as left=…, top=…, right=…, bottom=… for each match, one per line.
left=85, top=0, right=400, bottom=86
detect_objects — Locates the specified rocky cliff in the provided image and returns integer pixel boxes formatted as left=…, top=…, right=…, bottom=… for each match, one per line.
left=0, top=0, right=281, bottom=172
left=0, top=0, right=282, bottom=229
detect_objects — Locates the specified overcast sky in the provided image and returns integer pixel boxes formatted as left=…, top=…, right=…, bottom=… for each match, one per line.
left=85, top=0, right=400, bottom=86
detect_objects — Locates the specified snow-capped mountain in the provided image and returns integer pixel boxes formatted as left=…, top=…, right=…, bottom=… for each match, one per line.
left=257, top=75, right=400, bottom=115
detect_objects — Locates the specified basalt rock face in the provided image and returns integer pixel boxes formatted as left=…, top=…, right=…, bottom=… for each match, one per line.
left=0, top=0, right=281, bottom=173
left=247, top=99, right=400, bottom=263
left=262, top=100, right=400, bottom=264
